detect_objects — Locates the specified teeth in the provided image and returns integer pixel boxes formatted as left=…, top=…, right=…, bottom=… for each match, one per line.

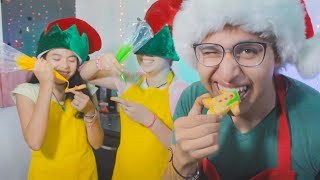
left=59, top=72, right=68, bottom=76
left=143, top=60, right=153, bottom=63
left=238, top=86, right=247, bottom=92
left=218, top=85, right=247, bottom=93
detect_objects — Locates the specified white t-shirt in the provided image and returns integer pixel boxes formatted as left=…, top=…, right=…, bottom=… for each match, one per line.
left=11, top=83, right=98, bottom=104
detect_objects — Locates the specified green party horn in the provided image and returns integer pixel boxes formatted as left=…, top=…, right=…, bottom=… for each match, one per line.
left=115, top=44, right=133, bottom=84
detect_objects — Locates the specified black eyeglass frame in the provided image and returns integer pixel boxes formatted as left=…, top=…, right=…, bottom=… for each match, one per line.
left=192, top=41, right=273, bottom=67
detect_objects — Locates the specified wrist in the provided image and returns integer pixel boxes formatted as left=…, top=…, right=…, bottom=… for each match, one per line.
left=172, top=150, right=199, bottom=179
left=173, top=148, right=197, bottom=175
left=95, top=54, right=104, bottom=70
left=84, top=109, right=98, bottom=123
left=40, top=83, right=53, bottom=91
left=84, top=103, right=96, bottom=115
left=145, top=113, right=157, bottom=128
left=85, top=108, right=96, bottom=116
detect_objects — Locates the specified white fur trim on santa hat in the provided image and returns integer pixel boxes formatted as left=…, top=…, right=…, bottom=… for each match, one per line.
left=173, top=0, right=317, bottom=77
left=297, top=34, right=320, bottom=78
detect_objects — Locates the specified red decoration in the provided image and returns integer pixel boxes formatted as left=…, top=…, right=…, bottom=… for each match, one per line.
left=300, top=0, right=314, bottom=39
left=100, top=107, right=110, bottom=113
left=144, top=0, right=182, bottom=34
left=15, top=41, right=20, bottom=47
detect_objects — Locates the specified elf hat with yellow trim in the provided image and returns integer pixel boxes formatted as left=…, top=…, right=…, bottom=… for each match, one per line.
left=36, top=17, right=102, bottom=64
left=173, top=0, right=320, bottom=78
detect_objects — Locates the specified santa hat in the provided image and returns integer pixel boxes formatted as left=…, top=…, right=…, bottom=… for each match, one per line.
left=173, top=0, right=320, bottom=78
left=135, top=0, right=182, bottom=61
left=36, top=17, right=102, bottom=64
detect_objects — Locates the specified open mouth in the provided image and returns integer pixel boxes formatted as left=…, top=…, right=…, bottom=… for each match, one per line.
left=141, top=59, right=154, bottom=65
left=216, top=83, right=249, bottom=100
left=57, top=71, right=69, bottom=77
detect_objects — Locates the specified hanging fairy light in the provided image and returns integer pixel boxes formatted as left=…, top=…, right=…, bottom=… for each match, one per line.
left=16, top=1, right=24, bottom=49
left=42, top=0, right=48, bottom=24
left=28, top=0, right=35, bottom=51
left=119, top=0, right=125, bottom=39
left=6, top=1, right=14, bottom=46
left=58, top=0, right=63, bottom=18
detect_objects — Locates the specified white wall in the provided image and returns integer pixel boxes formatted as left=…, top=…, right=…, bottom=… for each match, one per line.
left=0, top=2, right=3, bottom=42
left=0, top=107, right=31, bottom=180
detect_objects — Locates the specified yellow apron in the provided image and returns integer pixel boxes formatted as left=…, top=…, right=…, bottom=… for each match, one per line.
left=28, top=99, right=97, bottom=180
left=112, top=72, right=174, bottom=180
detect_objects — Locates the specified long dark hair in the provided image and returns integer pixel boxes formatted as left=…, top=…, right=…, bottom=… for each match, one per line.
left=28, top=52, right=94, bottom=118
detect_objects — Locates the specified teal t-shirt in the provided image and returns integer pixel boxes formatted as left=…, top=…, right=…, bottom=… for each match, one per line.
left=172, top=76, right=320, bottom=180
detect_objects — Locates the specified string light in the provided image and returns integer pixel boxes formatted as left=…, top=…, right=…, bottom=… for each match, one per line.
left=119, top=0, right=125, bottom=39
left=42, top=0, right=48, bottom=24
left=58, top=0, right=63, bottom=18
left=17, top=1, right=24, bottom=49
left=1, top=0, right=74, bottom=56
left=29, top=0, right=35, bottom=51
left=6, top=1, right=13, bottom=46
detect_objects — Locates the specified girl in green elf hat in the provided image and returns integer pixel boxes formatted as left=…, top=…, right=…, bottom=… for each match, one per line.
left=80, top=0, right=188, bottom=179
left=11, top=18, right=104, bottom=180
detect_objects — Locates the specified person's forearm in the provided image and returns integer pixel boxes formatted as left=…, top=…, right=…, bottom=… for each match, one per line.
left=86, top=114, right=104, bottom=149
left=172, top=150, right=198, bottom=177
left=149, top=117, right=172, bottom=148
left=80, top=59, right=100, bottom=81
left=24, top=84, right=52, bottom=150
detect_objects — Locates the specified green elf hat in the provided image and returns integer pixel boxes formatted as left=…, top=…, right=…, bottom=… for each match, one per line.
left=135, top=0, right=182, bottom=61
left=36, top=17, right=102, bottom=64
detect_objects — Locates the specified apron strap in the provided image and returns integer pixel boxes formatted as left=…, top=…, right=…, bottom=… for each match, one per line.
left=164, top=71, right=174, bottom=91
left=274, top=75, right=292, bottom=170
left=137, top=75, right=146, bottom=86
left=201, top=158, right=221, bottom=180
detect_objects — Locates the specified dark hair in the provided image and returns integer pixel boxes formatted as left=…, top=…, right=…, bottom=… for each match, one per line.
left=28, top=52, right=94, bottom=118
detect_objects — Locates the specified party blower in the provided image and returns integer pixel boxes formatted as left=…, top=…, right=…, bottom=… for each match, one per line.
left=0, top=42, right=82, bottom=92
left=115, top=18, right=153, bottom=84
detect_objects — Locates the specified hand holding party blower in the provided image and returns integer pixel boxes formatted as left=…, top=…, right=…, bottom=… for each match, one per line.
left=16, top=55, right=75, bottom=92
left=115, top=18, right=153, bottom=84
left=0, top=42, right=81, bottom=92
